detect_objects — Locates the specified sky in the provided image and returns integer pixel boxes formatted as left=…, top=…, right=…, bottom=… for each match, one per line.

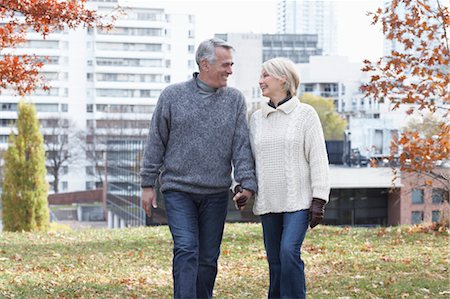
left=122, top=0, right=385, bottom=63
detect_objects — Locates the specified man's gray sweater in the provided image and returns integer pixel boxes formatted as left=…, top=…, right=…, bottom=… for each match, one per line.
left=140, top=76, right=257, bottom=194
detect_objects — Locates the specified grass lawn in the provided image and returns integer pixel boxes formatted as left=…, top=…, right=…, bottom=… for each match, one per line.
left=0, top=223, right=448, bottom=298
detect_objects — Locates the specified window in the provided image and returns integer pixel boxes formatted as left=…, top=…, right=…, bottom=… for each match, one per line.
left=95, top=42, right=162, bottom=52
left=96, top=104, right=108, bottom=112
left=96, top=57, right=162, bottom=67
left=0, top=119, right=15, bottom=127
left=62, top=181, right=68, bottom=192
left=86, top=166, right=94, bottom=176
left=86, top=104, right=94, bottom=113
left=23, top=40, right=58, bottom=48
left=411, top=211, right=423, bottom=224
left=432, top=188, right=447, bottom=204
left=86, top=181, right=95, bottom=190
left=61, top=104, right=68, bottom=112
left=432, top=210, right=441, bottom=222
left=1, top=103, right=17, bottom=111
left=36, top=104, right=59, bottom=112
left=62, top=166, right=69, bottom=175
left=303, top=84, right=314, bottom=92
left=0, top=135, right=9, bottom=143
left=411, top=189, right=424, bottom=204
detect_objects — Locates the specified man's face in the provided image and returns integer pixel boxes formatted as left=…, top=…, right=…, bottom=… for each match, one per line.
left=202, top=47, right=234, bottom=88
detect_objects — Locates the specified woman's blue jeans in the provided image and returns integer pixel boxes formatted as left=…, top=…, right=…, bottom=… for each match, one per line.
left=163, top=191, right=229, bottom=299
left=261, top=210, right=309, bottom=299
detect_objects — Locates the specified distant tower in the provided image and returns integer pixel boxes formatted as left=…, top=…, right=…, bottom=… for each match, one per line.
left=277, top=0, right=337, bottom=56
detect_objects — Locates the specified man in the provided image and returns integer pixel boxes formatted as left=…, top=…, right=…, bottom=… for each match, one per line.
left=140, top=38, right=257, bottom=299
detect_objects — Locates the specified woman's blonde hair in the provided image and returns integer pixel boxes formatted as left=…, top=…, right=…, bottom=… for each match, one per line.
left=262, top=57, right=300, bottom=97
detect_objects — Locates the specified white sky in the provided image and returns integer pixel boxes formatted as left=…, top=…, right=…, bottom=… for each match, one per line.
left=122, top=0, right=385, bottom=63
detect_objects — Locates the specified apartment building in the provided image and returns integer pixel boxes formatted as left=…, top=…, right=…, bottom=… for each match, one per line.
left=0, top=0, right=196, bottom=192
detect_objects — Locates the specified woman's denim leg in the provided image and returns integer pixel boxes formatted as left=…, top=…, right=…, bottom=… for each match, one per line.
left=261, top=213, right=283, bottom=299
left=261, top=210, right=309, bottom=299
left=280, top=210, right=309, bottom=299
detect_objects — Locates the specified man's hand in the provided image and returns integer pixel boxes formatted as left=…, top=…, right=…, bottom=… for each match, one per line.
left=142, top=187, right=157, bottom=217
left=232, top=185, right=252, bottom=211
left=309, top=198, right=326, bottom=229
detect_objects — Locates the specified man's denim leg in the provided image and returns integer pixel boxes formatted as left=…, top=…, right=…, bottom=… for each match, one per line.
left=280, top=210, right=309, bottom=299
left=196, top=191, right=229, bottom=299
left=261, top=213, right=283, bottom=299
left=164, top=191, right=199, bottom=299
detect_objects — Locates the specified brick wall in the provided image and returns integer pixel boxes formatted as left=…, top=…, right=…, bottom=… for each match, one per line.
left=48, top=189, right=103, bottom=205
left=399, top=170, right=449, bottom=225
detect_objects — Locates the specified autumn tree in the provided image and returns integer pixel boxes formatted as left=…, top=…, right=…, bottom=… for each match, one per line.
left=2, top=102, right=49, bottom=232
left=300, top=93, right=347, bottom=140
left=42, top=117, right=82, bottom=193
left=361, top=0, right=449, bottom=191
left=0, top=0, right=111, bottom=95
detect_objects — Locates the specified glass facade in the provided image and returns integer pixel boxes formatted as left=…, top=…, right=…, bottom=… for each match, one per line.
left=323, top=188, right=388, bottom=226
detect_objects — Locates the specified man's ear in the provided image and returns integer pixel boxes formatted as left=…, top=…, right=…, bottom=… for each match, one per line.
left=200, top=59, right=209, bottom=72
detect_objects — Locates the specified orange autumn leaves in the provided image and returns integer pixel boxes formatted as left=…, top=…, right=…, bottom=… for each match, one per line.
left=362, top=0, right=449, bottom=189
left=0, top=0, right=104, bottom=95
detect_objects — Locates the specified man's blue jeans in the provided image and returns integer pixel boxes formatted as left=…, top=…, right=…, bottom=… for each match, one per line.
left=163, top=191, right=229, bottom=299
left=260, top=210, right=309, bottom=299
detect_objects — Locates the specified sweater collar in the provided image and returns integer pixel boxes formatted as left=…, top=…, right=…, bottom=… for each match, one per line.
left=261, top=96, right=299, bottom=118
left=194, top=72, right=218, bottom=93
left=190, top=72, right=224, bottom=97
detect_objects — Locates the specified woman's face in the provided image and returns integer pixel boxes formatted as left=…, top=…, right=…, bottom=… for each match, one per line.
left=258, top=69, right=285, bottom=99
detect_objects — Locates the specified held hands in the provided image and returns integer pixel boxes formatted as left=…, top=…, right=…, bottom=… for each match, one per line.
left=309, top=198, right=326, bottom=229
left=142, top=187, right=157, bottom=217
left=232, top=185, right=252, bottom=211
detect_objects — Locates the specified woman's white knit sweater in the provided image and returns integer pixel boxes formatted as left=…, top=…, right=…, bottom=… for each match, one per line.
left=249, top=97, right=330, bottom=216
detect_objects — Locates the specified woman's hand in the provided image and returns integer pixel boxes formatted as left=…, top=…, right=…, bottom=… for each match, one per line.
left=309, top=198, right=326, bottom=228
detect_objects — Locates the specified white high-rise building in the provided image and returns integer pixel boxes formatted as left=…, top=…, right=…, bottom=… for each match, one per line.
left=277, top=0, right=338, bottom=56
left=0, top=0, right=195, bottom=192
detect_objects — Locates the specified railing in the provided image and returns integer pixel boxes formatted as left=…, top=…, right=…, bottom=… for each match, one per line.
left=105, top=140, right=146, bottom=227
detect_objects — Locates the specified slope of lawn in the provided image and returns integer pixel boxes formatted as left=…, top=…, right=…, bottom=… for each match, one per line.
left=0, top=223, right=448, bottom=298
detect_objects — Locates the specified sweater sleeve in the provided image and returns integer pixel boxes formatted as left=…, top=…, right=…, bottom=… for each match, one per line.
left=304, top=107, right=330, bottom=202
left=231, top=95, right=258, bottom=194
left=139, top=91, right=171, bottom=188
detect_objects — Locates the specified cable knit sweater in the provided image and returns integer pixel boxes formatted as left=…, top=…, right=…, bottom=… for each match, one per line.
left=249, top=97, right=330, bottom=215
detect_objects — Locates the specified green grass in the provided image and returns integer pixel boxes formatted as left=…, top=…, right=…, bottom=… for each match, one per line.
left=0, top=223, right=448, bottom=298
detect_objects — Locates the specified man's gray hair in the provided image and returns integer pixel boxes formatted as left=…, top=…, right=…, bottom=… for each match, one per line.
left=195, top=38, right=234, bottom=67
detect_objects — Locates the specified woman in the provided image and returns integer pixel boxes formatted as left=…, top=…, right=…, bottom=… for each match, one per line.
left=236, top=57, right=330, bottom=298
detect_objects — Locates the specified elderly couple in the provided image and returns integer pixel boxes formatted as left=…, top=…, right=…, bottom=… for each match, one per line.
left=140, top=38, right=330, bottom=299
